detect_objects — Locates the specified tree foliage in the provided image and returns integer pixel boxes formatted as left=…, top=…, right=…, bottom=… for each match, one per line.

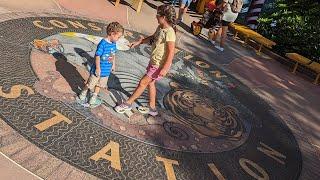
left=257, top=0, right=320, bottom=62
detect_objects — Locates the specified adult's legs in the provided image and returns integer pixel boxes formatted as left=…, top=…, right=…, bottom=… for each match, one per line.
left=219, top=25, right=228, bottom=48
left=178, top=0, right=190, bottom=22
left=178, top=6, right=185, bottom=21
left=211, top=26, right=222, bottom=42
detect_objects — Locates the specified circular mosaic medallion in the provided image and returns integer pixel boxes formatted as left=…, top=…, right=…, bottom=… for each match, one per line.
left=0, top=16, right=301, bottom=179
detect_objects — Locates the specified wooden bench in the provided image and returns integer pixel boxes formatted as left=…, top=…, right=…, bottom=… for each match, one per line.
left=230, top=23, right=276, bottom=55
left=286, top=53, right=320, bottom=84
left=131, top=0, right=144, bottom=13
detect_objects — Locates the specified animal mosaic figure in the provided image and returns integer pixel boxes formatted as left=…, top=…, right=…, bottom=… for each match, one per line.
left=31, top=39, right=64, bottom=54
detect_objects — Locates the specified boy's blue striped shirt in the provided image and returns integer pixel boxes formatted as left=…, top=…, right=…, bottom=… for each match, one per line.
left=90, top=39, right=117, bottom=77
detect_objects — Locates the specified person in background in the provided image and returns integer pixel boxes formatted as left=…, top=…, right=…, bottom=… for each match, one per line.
left=210, top=0, right=242, bottom=52
left=177, top=0, right=194, bottom=23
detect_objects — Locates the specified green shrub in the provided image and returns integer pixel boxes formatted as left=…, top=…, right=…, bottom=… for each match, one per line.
left=257, top=0, right=320, bottom=62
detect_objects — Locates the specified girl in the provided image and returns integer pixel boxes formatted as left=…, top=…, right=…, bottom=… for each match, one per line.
left=115, top=5, right=176, bottom=116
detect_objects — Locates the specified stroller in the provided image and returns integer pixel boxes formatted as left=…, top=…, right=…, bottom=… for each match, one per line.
left=191, top=8, right=223, bottom=36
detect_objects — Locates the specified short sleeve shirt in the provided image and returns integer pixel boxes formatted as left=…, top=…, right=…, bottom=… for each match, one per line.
left=150, top=26, right=176, bottom=67
left=222, top=0, right=239, bottom=23
left=91, top=39, right=117, bottom=77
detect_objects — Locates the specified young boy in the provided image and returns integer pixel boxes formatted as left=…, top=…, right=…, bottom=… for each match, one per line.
left=78, top=22, right=124, bottom=105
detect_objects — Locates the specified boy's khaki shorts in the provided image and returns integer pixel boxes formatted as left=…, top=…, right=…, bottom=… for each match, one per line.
left=87, top=75, right=108, bottom=90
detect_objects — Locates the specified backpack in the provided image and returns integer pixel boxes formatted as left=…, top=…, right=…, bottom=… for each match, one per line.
left=230, top=0, right=243, bottom=13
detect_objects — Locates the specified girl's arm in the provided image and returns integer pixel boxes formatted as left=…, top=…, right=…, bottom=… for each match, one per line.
left=141, top=35, right=154, bottom=44
left=130, top=35, right=153, bottom=48
left=130, top=35, right=154, bottom=48
left=95, top=56, right=101, bottom=76
left=159, top=41, right=175, bottom=77
left=130, top=26, right=159, bottom=48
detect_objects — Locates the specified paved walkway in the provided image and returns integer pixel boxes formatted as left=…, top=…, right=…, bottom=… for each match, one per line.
left=0, top=0, right=319, bottom=179
left=0, top=152, right=40, bottom=180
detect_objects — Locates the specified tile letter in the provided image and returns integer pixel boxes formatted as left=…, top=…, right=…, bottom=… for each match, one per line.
left=208, top=163, right=226, bottom=180
left=90, top=141, right=122, bottom=171
left=156, top=156, right=179, bottom=180
left=34, top=111, right=72, bottom=131
left=239, top=158, right=269, bottom=180
left=0, top=85, right=34, bottom=99
left=257, top=142, right=286, bottom=165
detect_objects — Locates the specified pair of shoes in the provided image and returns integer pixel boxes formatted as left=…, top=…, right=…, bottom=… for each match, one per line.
left=78, top=91, right=98, bottom=105
left=209, top=40, right=216, bottom=45
left=115, top=103, right=132, bottom=113
left=138, top=106, right=159, bottom=116
left=214, top=45, right=224, bottom=52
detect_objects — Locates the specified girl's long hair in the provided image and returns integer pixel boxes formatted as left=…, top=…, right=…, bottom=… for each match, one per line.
left=157, top=5, right=177, bottom=32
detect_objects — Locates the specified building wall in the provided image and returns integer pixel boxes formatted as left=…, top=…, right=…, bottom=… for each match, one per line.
left=245, top=0, right=266, bottom=29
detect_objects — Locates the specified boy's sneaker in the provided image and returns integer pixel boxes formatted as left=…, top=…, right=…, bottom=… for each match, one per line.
left=115, top=103, right=132, bottom=113
left=89, top=93, right=98, bottom=105
left=78, top=90, right=87, bottom=101
left=214, top=45, right=224, bottom=52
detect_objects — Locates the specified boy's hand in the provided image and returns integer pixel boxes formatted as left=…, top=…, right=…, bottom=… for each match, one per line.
left=112, top=65, right=115, bottom=72
left=108, top=55, right=114, bottom=62
left=95, top=68, right=101, bottom=77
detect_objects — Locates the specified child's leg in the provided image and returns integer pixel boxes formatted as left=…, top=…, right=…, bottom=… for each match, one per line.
left=80, top=85, right=89, bottom=94
left=78, top=84, right=89, bottom=101
left=148, top=80, right=156, bottom=109
left=88, top=85, right=99, bottom=104
left=89, top=76, right=108, bottom=104
left=126, top=75, right=153, bottom=105
left=80, top=75, right=97, bottom=96
left=93, top=86, right=100, bottom=95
